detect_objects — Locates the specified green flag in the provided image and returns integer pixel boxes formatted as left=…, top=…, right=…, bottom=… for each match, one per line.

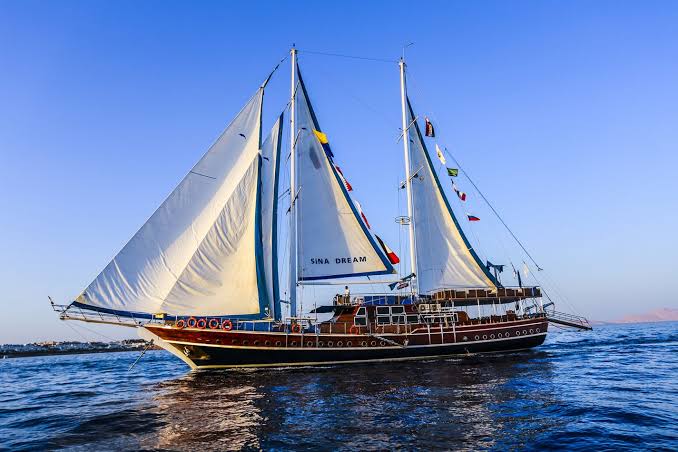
left=447, top=168, right=458, bottom=177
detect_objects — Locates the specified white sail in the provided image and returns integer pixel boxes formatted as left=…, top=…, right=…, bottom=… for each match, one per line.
left=294, top=68, right=394, bottom=280
left=75, top=89, right=267, bottom=317
left=260, top=113, right=283, bottom=319
left=406, top=98, right=497, bottom=292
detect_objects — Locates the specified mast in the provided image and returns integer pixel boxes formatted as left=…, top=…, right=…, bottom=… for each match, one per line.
left=399, top=58, right=417, bottom=295
left=288, top=47, right=298, bottom=318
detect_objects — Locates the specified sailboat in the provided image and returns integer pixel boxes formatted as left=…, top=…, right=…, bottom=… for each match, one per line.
left=52, top=48, right=591, bottom=369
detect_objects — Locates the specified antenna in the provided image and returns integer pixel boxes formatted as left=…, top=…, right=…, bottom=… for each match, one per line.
left=402, top=42, right=415, bottom=60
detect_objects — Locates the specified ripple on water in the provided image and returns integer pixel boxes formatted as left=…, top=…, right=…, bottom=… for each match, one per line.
left=1, top=322, right=677, bottom=451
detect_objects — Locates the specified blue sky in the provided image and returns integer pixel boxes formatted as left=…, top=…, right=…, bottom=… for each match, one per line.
left=1, top=1, right=677, bottom=343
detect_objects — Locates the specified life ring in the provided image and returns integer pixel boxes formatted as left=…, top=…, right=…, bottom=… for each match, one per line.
left=349, top=325, right=360, bottom=335
left=208, top=318, right=219, bottom=329
left=197, top=318, right=207, bottom=329
left=176, top=319, right=186, bottom=329
left=292, top=324, right=302, bottom=333
left=221, top=319, right=233, bottom=331
left=187, top=317, right=198, bottom=328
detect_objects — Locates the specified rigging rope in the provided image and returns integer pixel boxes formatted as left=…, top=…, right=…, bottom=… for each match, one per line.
left=444, top=151, right=544, bottom=271
left=405, top=70, right=544, bottom=272
left=298, top=49, right=397, bottom=64
left=64, top=320, right=121, bottom=344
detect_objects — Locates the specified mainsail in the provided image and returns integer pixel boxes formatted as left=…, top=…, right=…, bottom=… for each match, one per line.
left=293, top=67, right=395, bottom=280
left=74, top=89, right=270, bottom=318
left=260, top=113, right=283, bottom=320
left=406, top=98, right=498, bottom=292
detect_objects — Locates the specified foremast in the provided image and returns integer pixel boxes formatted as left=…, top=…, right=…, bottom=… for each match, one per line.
left=288, top=47, right=298, bottom=318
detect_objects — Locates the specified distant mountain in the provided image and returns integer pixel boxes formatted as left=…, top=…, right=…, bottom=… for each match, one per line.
left=614, top=308, right=678, bottom=324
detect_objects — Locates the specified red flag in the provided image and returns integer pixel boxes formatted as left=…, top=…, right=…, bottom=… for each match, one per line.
left=375, top=235, right=400, bottom=265
left=452, top=182, right=466, bottom=201
left=467, top=215, right=480, bottom=222
left=425, top=117, right=435, bottom=137
left=354, top=200, right=370, bottom=229
left=334, top=165, right=353, bottom=191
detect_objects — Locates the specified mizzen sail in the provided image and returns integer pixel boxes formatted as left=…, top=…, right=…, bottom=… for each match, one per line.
left=406, top=98, right=498, bottom=292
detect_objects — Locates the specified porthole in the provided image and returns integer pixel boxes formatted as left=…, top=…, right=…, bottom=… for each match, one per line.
left=264, top=340, right=271, bottom=346
left=379, top=341, right=386, bottom=347
left=346, top=341, right=352, bottom=347
left=253, top=340, right=259, bottom=346
left=490, top=334, right=495, bottom=339
left=370, top=341, right=377, bottom=346
left=506, top=332, right=510, bottom=337
left=529, top=329, right=533, bottom=334
left=318, top=342, right=324, bottom=347
left=536, top=328, right=540, bottom=333
left=462, top=336, right=468, bottom=341
left=327, top=341, right=334, bottom=347
left=361, top=341, right=367, bottom=347
left=231, top=339, right=239, bottom=345
left=523, top=330, right=527, bottom=335
left=482, top=335, right=487, bottom=340
left=291, top=341, right=297, bottom=346
left=474, top=335, right=480, bottom=340
left=243, top=340, right=249, bottom=345
left=307, top=341, right=314, bottom=347
left=275, top=341, right=282, bottom=347
left=515, top=331, right=520, bottom=336
left=337, top=341, right=343, bottom=347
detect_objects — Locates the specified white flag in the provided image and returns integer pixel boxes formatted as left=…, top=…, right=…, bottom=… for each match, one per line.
left=435, top=144, right=446, bottom=165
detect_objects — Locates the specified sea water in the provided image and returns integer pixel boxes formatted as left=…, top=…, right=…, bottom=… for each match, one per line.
left=1, top=322, right=676, bottom=451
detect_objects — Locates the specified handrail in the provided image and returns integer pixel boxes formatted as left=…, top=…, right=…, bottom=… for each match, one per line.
left=546, top=310, right=592, bottom=330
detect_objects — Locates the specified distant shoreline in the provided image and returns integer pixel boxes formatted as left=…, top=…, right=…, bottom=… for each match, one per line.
left=1, top=340, right=161, bottom=360
left=1, top=348, right=154, bottom=359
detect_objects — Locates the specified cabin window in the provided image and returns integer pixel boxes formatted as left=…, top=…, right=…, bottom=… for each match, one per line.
left=377, top=316, right=390, bottom=325
left=354, top=317, right=367, bottom=326
left=407, top=315, right=419, bottom=324
left=356, top=307, right=366, bottom=316
left=391, top=306, right=405, bottom=314
left=376, top=306, right=390, bottom=315
left=392, top=315, right=406, bottom=325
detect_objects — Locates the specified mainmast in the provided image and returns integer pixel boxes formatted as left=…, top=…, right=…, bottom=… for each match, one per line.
left=399, top=58, right=418, bottom=295
left=288, top=47, right=298, bottom=318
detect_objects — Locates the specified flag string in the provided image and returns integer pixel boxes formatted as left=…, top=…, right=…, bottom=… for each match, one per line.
left=443, top=149, right=543, bottom=271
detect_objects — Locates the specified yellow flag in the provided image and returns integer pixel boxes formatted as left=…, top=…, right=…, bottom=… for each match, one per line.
left=313, top=130, right=328, bottom=144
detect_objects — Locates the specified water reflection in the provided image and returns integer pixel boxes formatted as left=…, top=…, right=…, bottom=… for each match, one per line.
left=140, top=351, right=557, bottom=450
left=5, top=324, right=676, bottom=451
